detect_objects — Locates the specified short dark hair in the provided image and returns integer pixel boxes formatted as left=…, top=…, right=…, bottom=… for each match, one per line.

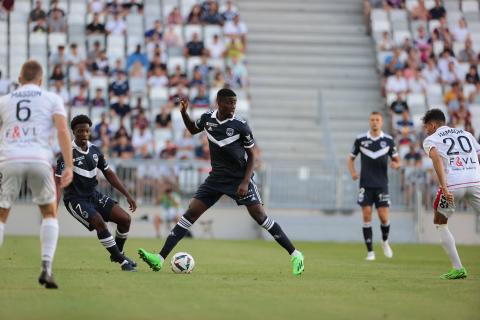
left=423, top=108, right=446, bottom=125
left=70, top=114, right=92, bottom=130
left=370, top=111, right=383, bottom=117
left=217, top=88, right=236, bottom=99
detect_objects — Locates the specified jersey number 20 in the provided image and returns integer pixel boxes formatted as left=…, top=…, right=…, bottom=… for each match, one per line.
left=16, top=100, right=31, bottom=122
left=443, top=136, right=473, bottom=155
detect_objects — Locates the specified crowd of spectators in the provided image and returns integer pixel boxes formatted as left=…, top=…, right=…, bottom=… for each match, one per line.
left=366, top=0, right=480, bottom=208
left=0, top=0, right=251, bottom=201
left=6, top=0, right=250, bottom=164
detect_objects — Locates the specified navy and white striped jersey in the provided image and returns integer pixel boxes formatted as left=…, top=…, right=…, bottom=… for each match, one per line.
left=351, top=131, right=398, bottom=188
left=55, top=141, right=109, bottom=199
left=195, top=110, right=255, bottom=179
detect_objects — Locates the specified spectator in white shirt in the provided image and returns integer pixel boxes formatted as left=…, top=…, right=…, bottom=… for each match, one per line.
left=437, top=50, right=457, bottom=77
left=386, top=69, right=408, bottom=95
left=408, top=69, right=427, bottom=94
left=66, top=43, right=84, bottom=66
left=223, top=15, right=247, bottom=45
left=132, top=125, right=153, bottom=158
left=0, top=70, right=12, bottom=95
left=148, top=67, right=168, bottom=88
left=422, top=58, right=440, bottom=84
left=441, top=61, right=463, bottom=85
left=378, top=31, right=394, bottom=51
left=106, top=13, right=126, bottom=35
left=452, top=18, right=470, bottom=44
left=206, top=34, right=226, bottom=59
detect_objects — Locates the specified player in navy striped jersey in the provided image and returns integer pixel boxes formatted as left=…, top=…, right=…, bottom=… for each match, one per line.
left=55, top=115, right=137, bottom=271
left=347, top=112, right=400, bottom=261
left=138, top=88, right=305, bottom=275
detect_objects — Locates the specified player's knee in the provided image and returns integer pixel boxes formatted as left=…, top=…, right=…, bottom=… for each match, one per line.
left=124, top=213, right=131, bottom=227
left=433, top=212, right=447, bottom=225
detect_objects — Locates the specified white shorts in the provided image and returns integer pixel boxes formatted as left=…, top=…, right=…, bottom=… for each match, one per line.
left=0, top=162, right=56, bottom=208
left=433, top=185, right=480, bottom=217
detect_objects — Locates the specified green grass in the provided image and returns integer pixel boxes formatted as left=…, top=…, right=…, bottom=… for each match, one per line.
left=0, top=237, right=479, bottom=320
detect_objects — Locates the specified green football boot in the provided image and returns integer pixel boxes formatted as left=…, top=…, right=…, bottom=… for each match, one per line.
left=291, top=251, right=305, bottom=276
left=440, top=267, right=468, bottom=280
left=138, top=248, right=163, bottom=272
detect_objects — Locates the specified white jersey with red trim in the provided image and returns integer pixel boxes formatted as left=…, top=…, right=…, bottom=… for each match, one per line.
left=0, top=84, right=67, bottom=165
left=423, top=126, right=480, bottom=189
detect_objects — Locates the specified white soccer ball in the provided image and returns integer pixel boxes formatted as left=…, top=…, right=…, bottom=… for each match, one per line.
left=171, top=252, right=195, bottom=273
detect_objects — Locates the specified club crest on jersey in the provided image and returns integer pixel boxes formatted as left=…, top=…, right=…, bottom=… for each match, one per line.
left=93, top=154, right=99, bottom=163
left=226, top=128, right=235, bottom=137
left=361, top=141, right=372, bottom=147
left=380, top=141, right=387, bottom=148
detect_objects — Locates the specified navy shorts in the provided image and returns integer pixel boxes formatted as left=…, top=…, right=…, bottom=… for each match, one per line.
left=64, top=191, right=116, bottom=231
left=194, top=175, right=263, bottom=208
left=357, top=186, right=390, bottom=208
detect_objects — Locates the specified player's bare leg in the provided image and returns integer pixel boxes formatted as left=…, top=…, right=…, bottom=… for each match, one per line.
left=38, top=203, right=59, bottom=289
left=361, top=206, right=375, bottom=261
left=246, top=204, right=304, bottom=275
left=138, top=198, right=208, bottom=271
left=377, top=206, right=393, bottom=258
left=0, top=207, right=10, bottom=247
left=434, top=211, right=466, bottom=279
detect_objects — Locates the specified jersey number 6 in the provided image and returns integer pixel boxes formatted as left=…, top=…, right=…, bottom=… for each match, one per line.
left=16, top=100, right=31, bottom=122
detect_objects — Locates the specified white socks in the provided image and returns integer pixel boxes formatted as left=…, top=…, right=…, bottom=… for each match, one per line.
left=437, top=224, right=463, bottom=269
left=0, top=222, right=4, bottom=246
left=40, top=218, right=59, bottom=275
left=291, top=249, right=301, bottom=258
left=157, top=254, right=165, bottom=264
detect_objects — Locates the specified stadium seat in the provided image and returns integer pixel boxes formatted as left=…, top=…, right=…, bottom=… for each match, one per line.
left=428, top=19, right=441, bottom=33
left=372, top=20, right=390, bottom=33
left=149, top=87, right=169, bottom=101
left=471, top=104, right=480, bottom=130
left=48, top=33, right=67, bottom=50
left=462, top=1, right=479, bottom=13
left=180, top=0, right=199, bottom=18
left=393, top=30, right=411, bottom=46
left=69, top=106, right=90, bottom=120
left=452, top=41, right=465, bottom=57
left=130, top=78, right=147, bottom=95
left=162, top=0, right=180, bottom=20
left=432, top=40, right=444, bottom=56
left=406, top=0, right=419, bottom=12
left=89, top=76, right=108, bottom=96
left=167, top=56, right=186, bottom=73
left=185, top=25, right=203, bottom=41
left=407, top=93, right=427, bottom=115
left=463, top=83, right=476, bottom=98
left=187, top=56, right=201, bottom=76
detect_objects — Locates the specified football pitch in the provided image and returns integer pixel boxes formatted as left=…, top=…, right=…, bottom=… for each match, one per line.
left=0, top=237, right=479, bottom=320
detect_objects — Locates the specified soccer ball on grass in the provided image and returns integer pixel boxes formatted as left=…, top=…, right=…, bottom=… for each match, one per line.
left=171, top=252, right=195, bottom=273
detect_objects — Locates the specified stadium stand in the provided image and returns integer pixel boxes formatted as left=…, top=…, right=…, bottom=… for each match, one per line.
left=367, top=0, right=480, bottom=208
left=0, top=0, right=251, bottom=164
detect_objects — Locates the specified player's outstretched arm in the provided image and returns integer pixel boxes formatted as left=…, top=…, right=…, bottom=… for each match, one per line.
left=179, top=97, right=202, bottom=135
left=103, top=168, right=137, bottom=212
left=237, top=146, right=257, bottom=196
left=53, top=114, right=73, bottom=188
left=429, top=147, right=453, bottom=204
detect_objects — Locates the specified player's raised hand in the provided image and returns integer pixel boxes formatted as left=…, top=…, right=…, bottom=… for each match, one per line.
left=60, top=166, right=73, bottom=188
left=127, top=195, right=137, bottom=212
left=179, top=96, right=189, bottom=113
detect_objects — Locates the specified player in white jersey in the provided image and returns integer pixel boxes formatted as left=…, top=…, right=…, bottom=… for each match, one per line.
left=422, top=108, right=480, bottom=280
left=0, top=60, right=73, bottom=288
